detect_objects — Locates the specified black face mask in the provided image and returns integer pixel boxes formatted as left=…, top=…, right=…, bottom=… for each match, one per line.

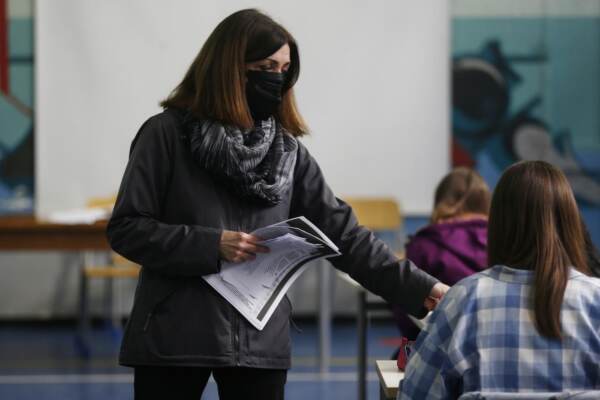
left=246, top=70, right=286, bottom=121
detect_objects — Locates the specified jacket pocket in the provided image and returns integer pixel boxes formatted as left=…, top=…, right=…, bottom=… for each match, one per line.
left=144, top=281, right=232, bottom=359
left=246, top=295, right=292, bottom=359
left=141, top=288, right=177, bottom=333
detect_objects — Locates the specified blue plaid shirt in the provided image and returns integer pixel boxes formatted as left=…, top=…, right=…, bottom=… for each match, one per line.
left=399, top=264, right=600, bottom=400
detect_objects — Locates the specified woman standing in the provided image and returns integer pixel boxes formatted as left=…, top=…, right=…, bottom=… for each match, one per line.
left=107, top=9, right=446, bottom=400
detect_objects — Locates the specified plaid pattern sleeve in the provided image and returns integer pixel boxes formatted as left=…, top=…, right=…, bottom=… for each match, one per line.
left=398, top=265, right=600, bottom=400
left=398, top=277, right=472, bottom=400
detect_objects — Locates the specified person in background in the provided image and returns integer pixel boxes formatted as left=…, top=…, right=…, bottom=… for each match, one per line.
left=393, top=167, right=491, bottom=340
left=399, top=160, right=600, bottom=399
left=106, top=9, right=448, bottom=400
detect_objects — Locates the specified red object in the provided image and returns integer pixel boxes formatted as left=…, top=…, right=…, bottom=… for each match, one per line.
left=396, top=336, right=415, bottom=371
left=452, top=138, right=475, bottom=167
left=0, top=0, right=8, bottom=94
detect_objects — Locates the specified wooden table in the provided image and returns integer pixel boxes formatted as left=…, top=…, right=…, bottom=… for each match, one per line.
left=0, top=215, right=112, bottom=357
left=0, top=215, right=110, bottom=250
left=376, top=360, right=404, bottom=399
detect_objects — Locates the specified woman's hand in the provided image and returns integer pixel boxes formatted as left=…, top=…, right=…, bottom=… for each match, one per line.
left=219, top=230, right=270, bottom=263
left=424, top=282, right=449, bottom=311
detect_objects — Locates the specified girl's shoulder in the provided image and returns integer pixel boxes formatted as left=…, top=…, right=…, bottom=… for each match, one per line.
left=569, top=270, right=600, bottom=292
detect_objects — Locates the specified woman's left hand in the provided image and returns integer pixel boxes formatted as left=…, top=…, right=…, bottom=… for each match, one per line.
left=424, top=282, right=449, bottom=311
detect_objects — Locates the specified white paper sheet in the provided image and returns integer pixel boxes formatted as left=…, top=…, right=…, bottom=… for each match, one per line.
left=203, top=217, right=340, bottom=330
left=44, top=207, right=110, bottom=224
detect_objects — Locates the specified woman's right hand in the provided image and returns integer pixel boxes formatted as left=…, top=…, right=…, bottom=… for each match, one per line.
left=219, top=230, right=270, bottom=263
left=424, top=282, right=449, bottom=311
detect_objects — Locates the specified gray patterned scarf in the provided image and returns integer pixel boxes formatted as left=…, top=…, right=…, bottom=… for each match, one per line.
left=188, top=117, right=298, bottom=205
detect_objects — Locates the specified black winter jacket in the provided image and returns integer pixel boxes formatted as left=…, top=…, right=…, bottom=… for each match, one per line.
left=107, top=109, right=438, bottom=369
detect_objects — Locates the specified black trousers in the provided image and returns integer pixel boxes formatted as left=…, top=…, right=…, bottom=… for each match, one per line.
left=134, top=366, right=287, bottom=400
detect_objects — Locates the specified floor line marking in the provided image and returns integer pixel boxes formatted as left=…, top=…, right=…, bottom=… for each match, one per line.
left=0, top=372, right=381, bottom=384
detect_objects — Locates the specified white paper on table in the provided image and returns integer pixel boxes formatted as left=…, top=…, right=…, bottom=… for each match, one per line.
left=44, top=207, right=110, bottom=224
left=203, top=217, right=340, bottom=330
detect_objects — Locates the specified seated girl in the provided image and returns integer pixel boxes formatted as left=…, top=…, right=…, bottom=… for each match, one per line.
left=394, top=167, right=491, bottom=340
left=399, top=161, right=600, bottom=399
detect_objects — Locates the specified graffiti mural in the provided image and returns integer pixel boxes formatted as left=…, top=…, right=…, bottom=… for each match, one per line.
left=0, top=0, right=34, bottom=214
left=453, top=40, right=600, bottom=206
left=452, top=3, right=600, bottom=245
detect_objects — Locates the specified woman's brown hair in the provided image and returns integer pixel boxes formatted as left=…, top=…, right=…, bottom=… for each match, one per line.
left=431, top=167, right=491, bottom=223
left=488, top=161, right=590, bottom=339
left=160, top=9, right=307, bottom=136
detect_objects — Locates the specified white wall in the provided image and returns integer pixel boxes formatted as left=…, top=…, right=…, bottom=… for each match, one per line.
left=0, top=1, right=449, bottom=318
left=35, top=0, right=449, bottom=217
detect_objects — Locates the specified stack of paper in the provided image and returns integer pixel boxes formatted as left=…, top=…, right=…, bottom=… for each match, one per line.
left=204, top=216, right=340, bottom=330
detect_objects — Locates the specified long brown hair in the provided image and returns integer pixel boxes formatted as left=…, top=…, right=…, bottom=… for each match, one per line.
left=488, top=161, right=590, bottom=339
left=160, top=9, right=307, bottom=136
left=431, top=167, right=491, bottom=223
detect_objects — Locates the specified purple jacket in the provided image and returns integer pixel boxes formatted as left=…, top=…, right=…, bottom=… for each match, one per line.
left=394, top=218, right=488, bottom=339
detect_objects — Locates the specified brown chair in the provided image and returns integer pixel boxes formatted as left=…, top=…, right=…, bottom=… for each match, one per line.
left=344, top=197, right=402, bottom=230
left=77, top=251, right=140, bottom=357
left=341, top=197, right=404, bottom=400
left=343, top=197, right=404, bottom=257
left=76, top=196, right=140, bottom=357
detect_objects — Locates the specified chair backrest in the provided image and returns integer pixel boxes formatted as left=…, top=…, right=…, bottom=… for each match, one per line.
left=86, top=195, right=117, bottom=210
left=112, top=253, right=138, bottom=267
left=86, top=196, right=138, bottom=269
left=344, top=197, right=403, bottom=254
left=343, top=197, right=402, bottom=230
left=458, top=391, right=600, bottom=400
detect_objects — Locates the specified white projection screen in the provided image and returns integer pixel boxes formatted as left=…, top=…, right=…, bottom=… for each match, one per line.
left=35, top=1, right=449, bottom=217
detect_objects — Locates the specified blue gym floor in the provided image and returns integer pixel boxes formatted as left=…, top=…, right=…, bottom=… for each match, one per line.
left=0, top=319, right=400, bottom=399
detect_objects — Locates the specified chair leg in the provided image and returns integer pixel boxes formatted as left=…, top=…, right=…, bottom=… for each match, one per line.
left=108, top=270, right=124, bottom=342
left=103, top=269, right=114, bottom=326
left=76, top=254, right=91, bottom=358
left=358, top=289, right=367, bottom=400
left=318, top=261, right=332, bottom=375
